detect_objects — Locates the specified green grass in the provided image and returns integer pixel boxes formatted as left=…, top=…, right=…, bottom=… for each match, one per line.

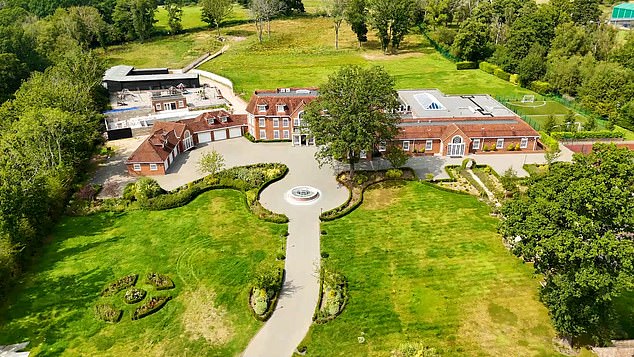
left=201, top=17, right=534, bottom=99
left=155, top=5, right=252, bottom=32
left=0, top=190, right=286, bottom=356
left=302, top=181, right=562, bottom=356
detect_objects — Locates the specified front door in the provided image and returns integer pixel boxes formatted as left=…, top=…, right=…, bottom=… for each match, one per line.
left=447, top=136, right=465, bottom=157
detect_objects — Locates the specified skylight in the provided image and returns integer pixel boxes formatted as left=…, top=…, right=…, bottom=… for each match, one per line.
left=414, top=93, right=445, bottom=111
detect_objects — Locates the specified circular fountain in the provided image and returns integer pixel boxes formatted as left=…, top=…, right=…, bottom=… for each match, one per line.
left=286, top=186, right=321, bottom=205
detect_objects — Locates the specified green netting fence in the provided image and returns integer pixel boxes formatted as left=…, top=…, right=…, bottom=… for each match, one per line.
left=420, top=28, right=461, bottom=63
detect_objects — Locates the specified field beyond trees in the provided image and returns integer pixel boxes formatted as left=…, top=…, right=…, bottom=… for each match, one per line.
left=0, top=191, right=285, bottom=356
left=301, top=181, right=562, bottom=356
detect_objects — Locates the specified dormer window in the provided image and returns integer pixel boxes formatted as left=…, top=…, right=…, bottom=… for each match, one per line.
left=220, top=116, right=228, bottom=123
left=258, top=104, right=267, bottom=112
left=207, top=118, right=215, bottom=125
left=276, top=104, right=286, bottom=112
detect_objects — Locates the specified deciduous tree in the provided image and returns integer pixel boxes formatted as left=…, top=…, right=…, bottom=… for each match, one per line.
left=200, top=0, right=233, bottom=36
left=345, top=0, right=368, bottom=48
left=368, top=0, right=415, bottom=53
left=165, top=0, right=183, bottom=34
left=303, top=65, right=401, bottom=175
left=323, top=0, right=348, bottom=50
left=198, top=149, right=225, bottom=176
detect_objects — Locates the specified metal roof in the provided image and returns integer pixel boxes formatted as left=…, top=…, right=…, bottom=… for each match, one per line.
left=103, top=65, right=198, bottom=83
left=612, top=3, right=634, bottom=19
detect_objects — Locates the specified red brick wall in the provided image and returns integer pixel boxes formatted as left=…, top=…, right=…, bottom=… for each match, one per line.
left=254, top=116, right=293, bottom=140
left=474, top=137, right=538, bottom=153
left=126, top=163, right=166, bottom=176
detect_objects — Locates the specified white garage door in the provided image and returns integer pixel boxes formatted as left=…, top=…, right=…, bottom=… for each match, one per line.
left=214, top=129, right=227, bottom=141
left=198, top=132, right=212, bottom=143
left=229, top=127, right=242, bottom=138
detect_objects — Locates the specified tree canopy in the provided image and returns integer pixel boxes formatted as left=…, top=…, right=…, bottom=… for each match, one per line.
left=499, top=144, right=634, bottom=343
left=303, top=65, right=400, bottom=174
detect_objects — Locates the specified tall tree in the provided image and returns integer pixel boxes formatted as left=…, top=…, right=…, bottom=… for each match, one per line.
left=368, top=0, right=415, bottom=53
left=113, top=0, right=157, bottom=41
left=499, top=144, right=634, bottom=344
left=281, top=0, right=304, bottom=14
left=345, top=0, right=368, bottom=48
left=0, top=53, right=28, bottom=103
left=324, top=0, right=348, bottom=50
left=570, top=0, right=599, bottom=25
left=303, top=65, right=401, bottom=175
left=517, top=43, right=546, bottom=86
left=579, top=61, right=634, bottom=121
left=165, top=0, right=183, bottom=34
left=451, top=17, right=491, bottom=61
left=200, top=0, right=233, bottom=36
left=250, top=0, right=283, bottom=43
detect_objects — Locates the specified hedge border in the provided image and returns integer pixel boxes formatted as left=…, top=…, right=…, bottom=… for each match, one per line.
left=244, top=132, right=292, bottom=143
left=248, top=268, right=286, bottom=321
left=420, top=180, right=473, bottom=196
left=312, top=270, right=349, bottom=324
left=319, top=168, right=416, bottom=221
left=550, top=131, right=624, bottom=140
left=143, top=164, right=290, bottom=223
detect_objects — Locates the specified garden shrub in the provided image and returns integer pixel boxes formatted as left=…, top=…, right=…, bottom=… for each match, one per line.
left=314, top=269, right=348, bottom=323
left=101, top=274, right=138, bottom=296
left=510, top=73, right=519, bottom=85
left=385, top=169, right=403, bottom=179
left=123, top=183, right=136, bottom=201
left=95, top=304, right=122, bottom=323
left=479, top=61, right=498, bottom=74
left=494, top=68, right=511, bottom=81
left=244, top=132, right=256, bottom=142
left=132, top=296, right=172, bottom=320
left=321, top=252, right=329, bottom=258
left=539, top=132, right=559, bottom=151
left=276, top=252, right=285, bottom=261
left=507, top=144, right=516, bottom=151
left=147, top=273, right=174, bottom=290
left=134, top=178, right=163, bottom=201
left=354, top=173, right=368, bottom=185
left=550, top=131, right=624, bottom=140
left=249, top=266, right=284, bottom=321
left=124, top=287, right=146, bottom=304
left=456, top=61, right=478, bottom=70
left=482, top=144, right=490, bottom=152
left=530, top=81, right=552, bottom=95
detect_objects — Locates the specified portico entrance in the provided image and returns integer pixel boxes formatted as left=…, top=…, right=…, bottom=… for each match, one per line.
left=293, top=134, right=314, bottom=146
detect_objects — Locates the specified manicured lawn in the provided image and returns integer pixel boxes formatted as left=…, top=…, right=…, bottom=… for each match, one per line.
left=155, top=5, right=251, bottom=32
left=302, top=181, right=562, bottom=356
left=201, top=17, right=534, bottom=99
left=0, top=190, right=286, bottom=356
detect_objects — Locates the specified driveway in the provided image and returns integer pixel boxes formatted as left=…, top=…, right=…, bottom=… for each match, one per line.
left=92, top=136, right=146, bottom=198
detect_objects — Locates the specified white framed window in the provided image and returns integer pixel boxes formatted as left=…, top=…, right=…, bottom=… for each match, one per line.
left=220, top=116, right=228, bottom=123
left=403, top=141, right=410, bottom=151
left=273, top=118, right=279, bottom=128
left=360, top=150, right=367, bottom=159
left=425, top=140, right=433, bottom=151
left=293, top=118, right=300, bottom=126
left=133, top=163, right=141, bottom=171
left=258, top=118, right=265, bottom=127
left=293, top=135, right=300, bottom=145
left=257, top=104, right=267, bottom=112
left=259, top=129, right=266, bottom=139
left=149, top=163, right=158, bottom=171
left=472, top=138, right=481, bottom=150
left=283, top=118, right=289, bottom=127
left=496, top=138, right=504, bottom=149
left=276, top=104, right=285, bottom=112
left=283, top=130, right=290, bottom=139
left=178, top=100, right=184, bottom=108
left=520, top=137, right=528, bottom=149
left=378, top=142, right=386, bottom=152
left=155, top=103, right=161, bottom=111
left=164, top=103, right=170, bottom=110
left=273, top=130, right=280, bottom=139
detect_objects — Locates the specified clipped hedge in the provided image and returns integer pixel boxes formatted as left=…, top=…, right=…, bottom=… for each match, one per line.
left=313, top=270, right=349, bottom=324
left=479, top=61, right=498, bottom=74
left=530, top=81, right=552, bottom=95
left=539, top=131, right=559, bottom=151
left=147, top=272, right=174, bottom=290
left=101, top=274, right=138, bottom=296
left=95, top=304, right=122, bottom=323
left=494, top=68, right=511, bottom=81
left=509, top=74, right=519, bottom=85
left=456, top=61, right=478, bottom=70
left=249, top=268, right=285, bottom=321
left=132, top=296, right=172, bottom=320
left=550, top=131, right=624, bottom=140
left=243, top=131, right=292, bottom=143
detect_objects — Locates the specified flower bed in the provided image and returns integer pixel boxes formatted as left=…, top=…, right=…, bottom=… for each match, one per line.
left=320, top=168, right=416, bottom=221
left=313, top=269, right=348, bottom=324
left=124, top=287, right=147, bottom=304
left=132, top=296, right=172, bottom=320
left=248, top=267, right=284, bottom=321
left=95, top=304, right=122, bottom=323
left=147, top=273, right=174, bottom=290
left=101, top=274, right=138, bottom=297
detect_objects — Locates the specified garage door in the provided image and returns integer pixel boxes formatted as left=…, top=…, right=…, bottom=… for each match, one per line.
left=229, top=127, right=242, bottom=138
left=198, top=132, right=212, bottom=143
left=214, top=129, right=227, bottom=141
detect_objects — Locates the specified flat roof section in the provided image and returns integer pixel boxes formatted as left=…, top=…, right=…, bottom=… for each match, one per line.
left=398, top=89, right=517, bottom=119
left=103, top=65, right=198, bottom=83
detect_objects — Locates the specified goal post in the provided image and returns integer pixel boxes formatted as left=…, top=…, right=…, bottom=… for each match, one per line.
left=521, top=95, right=535, bottom=103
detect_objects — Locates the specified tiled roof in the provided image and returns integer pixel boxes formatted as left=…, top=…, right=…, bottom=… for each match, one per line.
left=246, top=89, right=318, bottom=116
left=397, top=119, right=539, bottom=140
left=153, top=121, right=187, bottom=139
left=179, top=110, right=247, bottom=132
left=127, top=127, right=179, bottom=164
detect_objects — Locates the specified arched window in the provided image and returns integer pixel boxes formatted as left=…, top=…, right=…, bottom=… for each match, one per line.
left=452, top=136, right=463, bottom=144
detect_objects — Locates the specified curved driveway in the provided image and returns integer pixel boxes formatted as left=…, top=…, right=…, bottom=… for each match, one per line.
left=154, top=139, right=348, bottom=356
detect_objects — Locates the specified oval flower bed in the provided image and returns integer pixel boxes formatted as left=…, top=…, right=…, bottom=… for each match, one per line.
left=131, top=296, right=172, bottom=320
left=249, top=267, right=284, bottom=321
left=147, top=272, right=174, bottom=290
left=314, top=269, right=348, bottom=323
left=101, top=274, right=138, bottom=296
left=95, top=303, right=122, bottom=323
left=124, top=287, right=147, bottom=304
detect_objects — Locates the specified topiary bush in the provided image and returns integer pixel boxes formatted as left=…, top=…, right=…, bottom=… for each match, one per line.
left=95, top=304, right=122, bottom=323
left=385, top=169, right=403, bottom=179
left=479, top=61, right=498, bottom=74
left=494, top=68, right=511, bottom=81
left=456, top=61, right=478, bottom=70
left=101, top=274, right=138, bottom=296
left=124, top=287, right=147, bottom=304
left=147, top=273, right=174, bottom=290
left=132, top=296, right=172, bottom=320
left=133, top=177, right=164, bottom=201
